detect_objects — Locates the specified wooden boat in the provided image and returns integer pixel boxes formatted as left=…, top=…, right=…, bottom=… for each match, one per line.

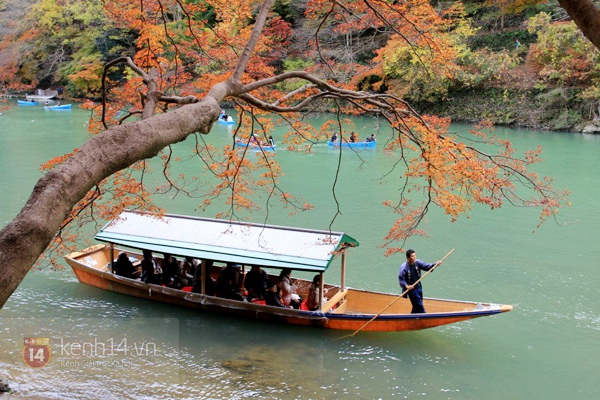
left=234, top=140, right=276, bottom=151
left=26, top=90, right=58, bottom=100
left=17, top=99, right=38, bottom=106
left=328, top=140, right=376, bottom=148
left=44, top=104, right=72, bottom=110
left=64, top=211, right=512, bottom=332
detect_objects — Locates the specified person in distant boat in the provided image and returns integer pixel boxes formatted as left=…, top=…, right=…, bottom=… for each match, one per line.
left=140, top=249, right=161, bottom=284
left=330, top=133, right=337, bottom=142
left=113, top=252, right=138, bottom=279
left=267, top=135, right=275, bottom=147
left=398, top=249, right=442, bottom=314
left=278, top=268, right=302, bottom=309
left=365, top=134, right=376, bottom=142
left=56, top=100, right=61, bottom=106
left=249, top=133, right=259, bottom=144
left=349, top=132, right=357, bottom=142
left=265, top=281, right=285, bottom=307
left=45, top=101, right=49, bottom=106
left=244, top=265, right=270, bottom=301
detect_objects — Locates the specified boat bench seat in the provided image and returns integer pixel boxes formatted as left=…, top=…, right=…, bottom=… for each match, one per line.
left=322, top=289, right=347, bottom=313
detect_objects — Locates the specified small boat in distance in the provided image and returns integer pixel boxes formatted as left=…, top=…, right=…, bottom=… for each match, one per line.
left=234, top=140, right=276, bottom=152
left=328, top=140, right=376, bottom=149
left=18, top=100, right=38, bottom=106
left=218, top=117, right=235, bottom=125
left=44, top=104, right=72, bottom=110
left=26, top=89, right=58, bottom=100
left=64, top=211, right=513, bottom=332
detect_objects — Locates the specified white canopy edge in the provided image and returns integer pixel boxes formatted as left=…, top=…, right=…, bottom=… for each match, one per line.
left=95, top=211, right=359, bottom=272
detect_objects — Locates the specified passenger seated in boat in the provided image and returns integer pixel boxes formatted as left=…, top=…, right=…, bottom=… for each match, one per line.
left=180, top=257, right=197, bottom=286
left=220, top=110, right=228, bottom=120
left=279, top=268, right=302, bottom=309
left=215, top=263, right=246, bottom=301
left=249, top=134, right=260, bottom=145
left=244, top=265, right=270, bottom=301
left=161, top=254, right=183, bottom=288
left=306, top=274, right=328, bottom=311
left=265, top=281, right=285, bottom=307
left=192, top=259, right=216, bottom=295
left=267, top=135, right=275, bottom=147
left=140, top=250, right=162, bottom=285
left=330, top=133, right=337, bottom=142
left=114, top=252, right=138, bottom=279
left=365, top=134, right=376, bottom=142
left=349, top=132, right=357, bottom=142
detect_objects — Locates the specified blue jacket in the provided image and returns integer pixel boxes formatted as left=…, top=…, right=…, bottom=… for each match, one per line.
left=398, top=259, right=436, bottom=293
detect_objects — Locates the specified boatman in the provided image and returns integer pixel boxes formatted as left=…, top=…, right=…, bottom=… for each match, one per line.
left=398, top=249, right=442, bottom=314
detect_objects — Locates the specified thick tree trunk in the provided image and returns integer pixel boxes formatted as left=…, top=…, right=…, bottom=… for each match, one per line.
left=0, top=97, right=221, bottom=308
left=0, top=0, right=274, bottom=310
left=558, top=0, right=600, bottom=51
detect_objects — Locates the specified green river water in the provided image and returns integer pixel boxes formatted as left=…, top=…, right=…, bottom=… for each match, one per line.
left=0, top=101, right=598, bottom=399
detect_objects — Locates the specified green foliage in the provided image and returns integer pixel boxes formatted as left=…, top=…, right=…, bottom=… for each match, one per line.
left=469, top=29, right=535, bottom=51
left=526, top=12, right=600, bottom=85
left=458, top=48, right=520, bottom=87
left=381, top=4, right=479, bottom=102
left=272, top=0, right=301, bottom=24
left=19, top=0, right=119, bottom=94
left=275, top=58, right=315, bottom=92
left=186, top=0, right=217, bottom=28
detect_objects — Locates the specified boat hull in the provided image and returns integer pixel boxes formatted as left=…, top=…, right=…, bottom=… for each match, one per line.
left=234, top=141, right=276, bottom=151
left=44, top=104, right=72, bottom=110
left=26, top=94, right=57, bottom=100
left=218, top=118, right=235, bottom=125
left=328, top=141, right=376, bottom=148
left=65, top=245, right=512, bottom=332
left=17, top=100, right=37, bottom=106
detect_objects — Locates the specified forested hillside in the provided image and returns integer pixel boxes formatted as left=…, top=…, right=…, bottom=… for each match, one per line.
left=1, top=0, right=600, bottom=131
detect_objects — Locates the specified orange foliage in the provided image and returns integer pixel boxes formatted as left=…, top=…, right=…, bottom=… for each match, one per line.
left=27, top=0, right=566, bottom=259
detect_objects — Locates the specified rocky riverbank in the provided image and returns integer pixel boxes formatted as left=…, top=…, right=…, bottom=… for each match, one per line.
left=414, top=87, right=600, bottom=133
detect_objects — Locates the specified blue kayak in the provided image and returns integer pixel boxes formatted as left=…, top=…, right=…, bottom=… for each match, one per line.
left=18, top=100, right=37, bottom=106
left=234, top=141, right=276, bottom=151
left=44, top=104, right=72, bottom=110
left=328, top=140, right=376, bottom=148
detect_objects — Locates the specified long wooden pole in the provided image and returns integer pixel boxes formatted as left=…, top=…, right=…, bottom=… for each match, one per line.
left=337, top=249, right=454, bottom=339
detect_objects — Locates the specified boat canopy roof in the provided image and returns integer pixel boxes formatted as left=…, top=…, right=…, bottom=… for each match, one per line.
left=95, top=211, right=359, bottom=272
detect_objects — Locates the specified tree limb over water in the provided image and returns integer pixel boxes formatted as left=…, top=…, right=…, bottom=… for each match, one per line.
left=0, top=0, right=574, bottom=309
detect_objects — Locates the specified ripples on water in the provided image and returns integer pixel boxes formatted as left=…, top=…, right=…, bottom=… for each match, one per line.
left=2, top=109, right=600, bottom=398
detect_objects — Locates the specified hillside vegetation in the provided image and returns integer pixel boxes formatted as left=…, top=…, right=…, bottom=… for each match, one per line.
left=1, top=0, right=599, bottom=131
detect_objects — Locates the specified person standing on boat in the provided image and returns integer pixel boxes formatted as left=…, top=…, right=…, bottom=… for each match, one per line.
left=398, top=249, right=442, bottom=314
